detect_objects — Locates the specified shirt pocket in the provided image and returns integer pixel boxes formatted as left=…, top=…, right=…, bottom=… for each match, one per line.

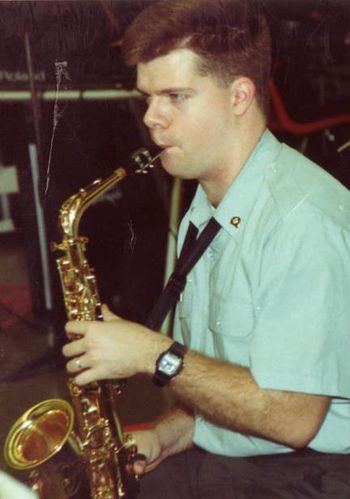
left=208, top=291, right=254, bottom=365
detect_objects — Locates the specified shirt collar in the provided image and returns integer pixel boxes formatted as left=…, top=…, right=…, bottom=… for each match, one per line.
left=188, top=130, right=282, bottom=238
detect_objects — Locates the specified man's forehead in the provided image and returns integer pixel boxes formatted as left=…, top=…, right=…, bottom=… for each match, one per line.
left=136, top=48, right=203, bottom=90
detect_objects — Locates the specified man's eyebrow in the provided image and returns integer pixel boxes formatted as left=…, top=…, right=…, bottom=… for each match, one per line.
left=136, top=87, right=149, bottom=97
left=136, top=87, right=195, bottom=96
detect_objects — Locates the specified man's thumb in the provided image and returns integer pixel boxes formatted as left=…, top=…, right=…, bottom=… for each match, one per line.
left=101, top=303, right=120, bottom=322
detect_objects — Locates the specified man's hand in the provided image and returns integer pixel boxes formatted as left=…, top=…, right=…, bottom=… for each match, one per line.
left=132, top=407, right=195, bottom=475
left=132, top=429, right=163, bottom=475
left=62, top=304, right=171, bottom=385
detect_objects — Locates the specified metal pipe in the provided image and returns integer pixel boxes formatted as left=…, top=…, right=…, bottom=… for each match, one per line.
left=29, top=144, right=53, bottom=311
left=24, top=33, right=42, bottom=161
left=0, top=89, right=140, bottom=101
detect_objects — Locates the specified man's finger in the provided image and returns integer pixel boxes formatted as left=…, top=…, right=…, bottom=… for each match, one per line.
left=133, top=459, right=147, bottom=475
left=65, top=354, right=88, bottom=373
left=62, top=338, right=85, bottom=358
left=74, top=367, right=102, bottom=386
left=65, top=320, right=89, bottom=336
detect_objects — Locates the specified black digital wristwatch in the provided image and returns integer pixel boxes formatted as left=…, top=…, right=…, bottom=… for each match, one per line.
left=153, top=341, right=187, bottom=387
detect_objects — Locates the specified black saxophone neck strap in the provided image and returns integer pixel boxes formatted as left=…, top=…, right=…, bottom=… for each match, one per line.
left=146, top=217, right=221, bottom=331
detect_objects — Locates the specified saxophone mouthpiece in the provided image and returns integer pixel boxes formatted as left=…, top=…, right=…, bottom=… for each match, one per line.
left=132, top=147, right=162, bottom=174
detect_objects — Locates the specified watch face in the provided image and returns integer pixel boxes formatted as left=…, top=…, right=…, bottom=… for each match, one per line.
left=159, top=352, right=182, bottom=376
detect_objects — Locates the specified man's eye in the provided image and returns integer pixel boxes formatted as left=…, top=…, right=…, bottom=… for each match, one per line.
left=139, top=93, right=151, bottom=105
left=169, top=93, right=187, bottom=103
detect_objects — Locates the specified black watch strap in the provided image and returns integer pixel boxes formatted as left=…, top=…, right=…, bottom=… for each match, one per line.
left=169, top=340, right=187, bottom=357
left=153, top=341, right=187, bottom=387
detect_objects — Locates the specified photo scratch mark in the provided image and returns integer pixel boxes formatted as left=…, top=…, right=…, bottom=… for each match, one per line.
left=44, top=60, right=71, bottom=197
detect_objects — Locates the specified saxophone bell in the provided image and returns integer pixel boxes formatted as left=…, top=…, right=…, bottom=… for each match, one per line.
left=4, top=399, right=90, bottom=499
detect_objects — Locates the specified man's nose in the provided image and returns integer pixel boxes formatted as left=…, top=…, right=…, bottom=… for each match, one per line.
left=143, top=97, right=169, bottom=130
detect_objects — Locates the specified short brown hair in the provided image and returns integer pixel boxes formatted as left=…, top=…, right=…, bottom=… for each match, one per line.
left=122, top=0, right=272, bottom=115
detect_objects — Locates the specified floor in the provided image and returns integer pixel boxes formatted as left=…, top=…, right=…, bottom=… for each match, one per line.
left=0, top=230, right=172, bottom=494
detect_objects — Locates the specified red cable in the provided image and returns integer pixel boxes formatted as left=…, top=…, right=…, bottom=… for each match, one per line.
left=269, top=79, right=350, bottom=135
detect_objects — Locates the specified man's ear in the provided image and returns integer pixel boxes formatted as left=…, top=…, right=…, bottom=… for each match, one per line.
left=230, top=77, right=256, bottom=115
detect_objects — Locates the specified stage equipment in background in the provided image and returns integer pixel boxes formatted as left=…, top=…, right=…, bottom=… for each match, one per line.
left=0, top=165, right=18, bottom=233
left=28, top=144, right=52, bottom=312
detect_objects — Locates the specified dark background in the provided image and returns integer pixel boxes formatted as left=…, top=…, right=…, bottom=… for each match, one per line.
left=0, top=0, right=349, bottom=349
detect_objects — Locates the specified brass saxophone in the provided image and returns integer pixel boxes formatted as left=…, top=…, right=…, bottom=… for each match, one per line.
left=4, top=148, right=162, bottom=499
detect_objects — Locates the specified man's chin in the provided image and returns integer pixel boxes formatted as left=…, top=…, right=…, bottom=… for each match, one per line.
left=159, top=147, right=180, bottom=170
left=161, top=160, right=195, bottom=180
left=160, top=147, right=198, bottom=178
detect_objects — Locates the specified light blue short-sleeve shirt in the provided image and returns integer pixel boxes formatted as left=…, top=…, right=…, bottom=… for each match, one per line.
left=173, top=130, right=350, bottom=457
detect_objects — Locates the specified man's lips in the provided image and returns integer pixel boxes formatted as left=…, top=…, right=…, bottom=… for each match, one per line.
left=153, top=139, right=175, bottom=149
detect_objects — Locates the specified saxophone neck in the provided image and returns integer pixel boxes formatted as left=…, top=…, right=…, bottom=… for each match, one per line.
left=57, top=147, right=162, bottom=240
left=59, top=167, right=127, bottom=240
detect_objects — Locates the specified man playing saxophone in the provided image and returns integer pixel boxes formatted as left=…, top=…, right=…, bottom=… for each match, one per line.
left=63, top=0, right=350, bottom=497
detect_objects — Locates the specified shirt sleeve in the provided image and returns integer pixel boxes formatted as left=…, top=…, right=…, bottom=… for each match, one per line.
left=250, top=207, right=350, bottom=399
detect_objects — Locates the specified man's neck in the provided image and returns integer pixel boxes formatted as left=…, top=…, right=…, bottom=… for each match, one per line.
left=201, top=121, right=266, bottom=207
